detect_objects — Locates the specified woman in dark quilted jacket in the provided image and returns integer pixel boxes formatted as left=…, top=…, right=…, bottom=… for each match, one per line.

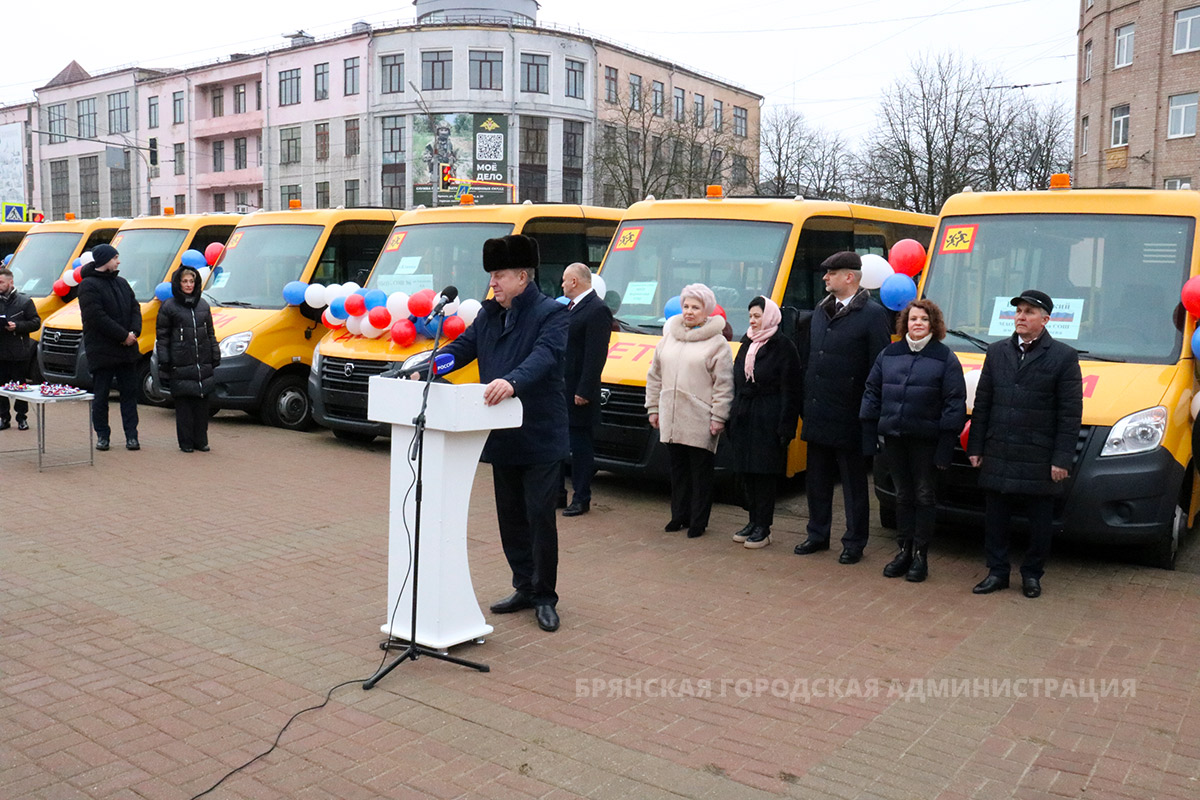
left=155, top=264, right=220, bottom=452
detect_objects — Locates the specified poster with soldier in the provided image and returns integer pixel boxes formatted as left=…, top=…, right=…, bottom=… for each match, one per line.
left=413, top=113, right=510, bottom=206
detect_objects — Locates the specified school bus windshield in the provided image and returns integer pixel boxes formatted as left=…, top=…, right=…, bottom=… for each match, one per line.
left=600, top=218, right=791, bottom=337
left=7, top=232, right=82, bottom=296
left=924, top=213, right=1193, bottom=364
left=365, top=222, right=512, bottom=302
left=110, top=228, right=188, bottom=302
left=206, top=225, right=323, bottom=309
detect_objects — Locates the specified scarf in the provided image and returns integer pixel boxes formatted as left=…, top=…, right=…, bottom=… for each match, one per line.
left=744, top=298, right=782, bottom=381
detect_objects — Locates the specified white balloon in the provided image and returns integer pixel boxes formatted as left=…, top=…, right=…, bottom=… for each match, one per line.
left=342, top=281, right=361, bottom=294
left=323, top=283, right=344, bottom=301
left=78, top=251, right=95, bottom=266
left=860, top=253, right=894, bottom=290
left=386, top=291, right=410, bottom=318
left=457, top=298, right=482, bottom=326
left=304, top=283, right=327, bottom=308
left=444, top=298, right=461, bottom=315
left=198, top=266, right=212, bottom=282
left=359, top=319, right=379, bottom=339
left=63, top=269, right=79, bottom=287
left=963, top=369, right=981, bottom=413
left=1191, top=391, right=1200, bottom=420
left=345, top=314, right=364, bottom=335
left=591, top=272, right=607, bottom=300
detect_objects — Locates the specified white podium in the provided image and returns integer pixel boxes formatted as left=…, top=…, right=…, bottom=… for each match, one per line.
left=367, top=376, right=522, bottom=650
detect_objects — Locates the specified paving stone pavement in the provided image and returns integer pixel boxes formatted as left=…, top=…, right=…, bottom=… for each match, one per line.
left=3, top=405, right=1200, bottom=799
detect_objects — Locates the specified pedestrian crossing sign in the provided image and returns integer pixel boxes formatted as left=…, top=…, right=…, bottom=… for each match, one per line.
left=2, top=203, right=27, bottom=223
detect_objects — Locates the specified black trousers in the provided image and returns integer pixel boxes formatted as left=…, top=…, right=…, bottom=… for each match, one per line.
left=91, top=363, right=140, bottom=439
left=984, top=491, right=1054, bottom=580
left=666, top=443, right=715, bottom=532
left=885, top=436, right=939, bottom=548
left=174, top=395, right=210, bottom=449
left=740, top=473, right=779, bottom=527
left=0, top=358, right=30, bottom=422
left=492, top=460, right=560, bottom=606
left=565, top=425, right=595, bottom=504
left=805, top=442, right=870, bottom=551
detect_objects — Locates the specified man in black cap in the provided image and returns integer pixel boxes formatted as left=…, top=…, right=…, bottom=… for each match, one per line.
left=438, top=234, right=569, bottom=632
left=967, top=289, right=1082, bottom=598
left=794, top=251, right=892, bottom=564
left=78, top=243, right=142, bottom=451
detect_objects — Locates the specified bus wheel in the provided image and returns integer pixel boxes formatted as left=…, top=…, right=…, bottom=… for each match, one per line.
left=261, top=374, right=314, bottom=430
left=878, top=501, right=897, bottom=530
left=139, top=360, right=172, bottom=407
left=1143, top=502, right=1185, bottom=571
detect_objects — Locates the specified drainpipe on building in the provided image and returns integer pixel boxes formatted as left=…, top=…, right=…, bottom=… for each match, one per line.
left=509, top=25, right=519, bottom=202
left=366, top=31, right=375, bottom=208
left=263, top=52, right=271, bottom=210
left=186, top=75, right=193, bottom=212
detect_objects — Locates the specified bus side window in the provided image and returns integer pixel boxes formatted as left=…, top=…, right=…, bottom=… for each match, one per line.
left=83, top=229, right=120, bottom=253
left=311, top=220, right=394, bottom=286
left=191, top=226, right=237, bottom=258
left=781, top=224, right=852, bottom=311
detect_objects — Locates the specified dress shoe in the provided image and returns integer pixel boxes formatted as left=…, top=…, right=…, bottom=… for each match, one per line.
left=197, top=445, right=210, bottom=452
left=562, top=500, right=590, bottom=517
left=686, top=527, right=705, bottom=538
left=126, top=438, right=140, bottom=451
left=180, top=446, right=194, bottom=453
left=972, top=574, right=1010, bottom=594
left=743, top=526, right=771, bottom=549
left=731, top=522, right=755, bottom=543
left=838, top=548, right=863, bottom=565
left=664, top=519, right=687, bottom=532
left=0, top=420, right=9, bottom=431
left=96, top=437, right=110, bottom=451
left=1022, top=577, right=1042, bottom=598
left=905, top=546, right=928, bottom=583
left=17, top=419, right=29, bottom=431
left=535, top=604, right=560, bottom=632
left=882, top=542, right=913, bottom=578
left=489, top=591, right=535, bottom=614
left=793, top=538, right=830, bottom=555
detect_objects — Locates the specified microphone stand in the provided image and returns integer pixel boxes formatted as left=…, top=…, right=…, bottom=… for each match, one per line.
left=364, top=310, right=489, bottom=690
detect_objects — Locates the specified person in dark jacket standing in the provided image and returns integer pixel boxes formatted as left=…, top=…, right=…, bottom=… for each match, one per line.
left=728, top=296, right=801, bottom=549
left=156, top=264, right=220, bottom=452
left=967, top=289, right=1083, bottom=598
left=860, top=299, right=967, bottom=581
left=440, top=234, right=569, bottom=632
left=794, top=251, right=892, bottom=564
left=78, top=243, right=141, bottom=451
left=559, top=262, right=613, bottom=517
left=0, top=268, right=41, bottom=431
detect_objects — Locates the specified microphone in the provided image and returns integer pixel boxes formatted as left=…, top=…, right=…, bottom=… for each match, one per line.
left=429, top=352, right=455, bottom=376
left=426, top=285, right=458, bottom=321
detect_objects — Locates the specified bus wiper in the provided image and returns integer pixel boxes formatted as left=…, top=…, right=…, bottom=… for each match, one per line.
left=1073, top=349, right=1125, bottom=363
left=215, top=300, right=255, bottom=308
left=614, top=317, right=659, bottom=335
left=946, top=329, right=990, bottom=352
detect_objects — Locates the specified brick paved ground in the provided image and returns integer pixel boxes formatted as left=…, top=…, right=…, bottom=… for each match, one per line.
left=3, top=405, right=1200, bottom=799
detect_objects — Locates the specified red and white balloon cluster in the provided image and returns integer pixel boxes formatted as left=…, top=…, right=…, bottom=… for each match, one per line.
left=291, top=282, right=483, bottom=347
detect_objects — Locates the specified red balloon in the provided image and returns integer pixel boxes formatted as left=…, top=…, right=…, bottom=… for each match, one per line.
left=53, top=279, right=69, bottom=297
left=889, top=239, right=928, bottom=277
left=713, top=304, right=726, bottom=318
left=390, top=319, right=417, bottom=347
left=368, top=306, right=392, bottom=329
left=408, top=289, right=435, bottom=318
left=204, top=242, right=225, bottom=267
left=1183, top=276, right=1200, bottom=316
left=960, top=420, right=972, bottom=453
left=343, top=293, right=367, bottom=317
left=322, top=309, right=344, bottom=329
left=73, top=266, right=83, bottom=283
left=442, top=315, right=466, bottom=340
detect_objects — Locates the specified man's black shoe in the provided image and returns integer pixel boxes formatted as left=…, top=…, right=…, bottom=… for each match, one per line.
left=1022, top=577, right=1042, bottom=598
left=180, top=447, right=194, bottom=453
left=794, top=538, right=830, bottom=555
left=535, top=604, right=560, bottom=632
left=96, top=437, right=110, bottom=451
left=197, top=445, right=211, bottom=452
left=563, top=500, right=589, bottom=517
left=126, top=438, right=140, bottom=451
left=972, top=574, right=1010, bottom=594
left=17, top=419, right=29, bottom=431
left=664, top=519, right=687, bottom=532
left=489, top=592, right=535, bottom=614
left=0, top=420, right=9, bottom=431
left=838, top=548, right=863, bottom=565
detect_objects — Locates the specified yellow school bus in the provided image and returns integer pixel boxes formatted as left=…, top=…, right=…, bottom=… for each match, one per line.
left=882, top=182, right=1200, bottom=568
left=0, top=222, right=33, bottom=261
left=595, top=190, right=935, bottom=477
left=309, top=201, right=622, bottom=442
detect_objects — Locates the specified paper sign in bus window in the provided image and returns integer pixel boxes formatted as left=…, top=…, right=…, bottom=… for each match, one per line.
left=226, top=232, right=243, bottom=249
left=384, top=231, right=407, bottom=252
left=622, top=280, right=658, bottom=305
left=987, top=296, right=1084, bottom=339
left=111, top=234, right=124, bottom=247
left=396, top=256, right=421, bottom=275
left=938, top=224, right=978, bottom=254
left=613, top=227, right=643, bottom=251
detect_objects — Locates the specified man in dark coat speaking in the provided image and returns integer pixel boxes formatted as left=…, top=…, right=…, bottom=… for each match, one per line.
left=967, top=289, right=1083, bottom=599
left=440, top=234, right=569, bottom=632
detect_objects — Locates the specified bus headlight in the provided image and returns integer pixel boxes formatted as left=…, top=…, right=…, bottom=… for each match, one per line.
left=1100, top=406, right=1167, bottom=456
left=401, top=351, right=432, bottom=371
left=219, top=331, right=252, bottom=358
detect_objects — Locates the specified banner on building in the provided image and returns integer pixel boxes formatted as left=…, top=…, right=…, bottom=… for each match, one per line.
left=0, top=122, right=25, bottom=206
left=413, top=113, right=510, bottom=206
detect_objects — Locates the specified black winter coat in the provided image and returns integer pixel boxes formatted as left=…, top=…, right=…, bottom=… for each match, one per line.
left=77, top=263, right=141, bottom=370
left=155, top=268, right=220, bottom=398
left=966, top=332, right=1083, bottom=495
left=0, top=289, right=40, bottom=362
left=860, top=338, right=968, bottom=468
left=442, top=280, right=569, bottom=465
left=799, top=289, right=892, bottom=449
left=563, top=289, right=613, bottom=428
left=729, top=331, right=802, bottom=475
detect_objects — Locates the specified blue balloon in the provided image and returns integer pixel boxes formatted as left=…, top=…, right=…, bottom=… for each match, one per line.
left=880, top=273, right=918, bottom=311
left=2, top=254, right=12, bottom=266
left=282, top=280, right=308, bottom=306
left=1192, top=327, right=1200, bottom=356
left=181, top=249, right=207, bottom=269
left=328, top=296, right=348, bottom=320
left=556, top=295, right=569, bottom=305
left=364, top=289, right=388, bottom=310
left=154, top=282, right=172, bottom=302
left=72, top=257, right=83, bottom=268
left=664, top=295, right=683, bottom=319
left=354, top=288, right=369, bottom=297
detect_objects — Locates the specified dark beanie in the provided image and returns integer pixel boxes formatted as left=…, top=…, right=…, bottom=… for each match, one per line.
left=820, top=251, right=862, bottom=271
left=91, top=243, right=119, bottom=268
left=482, top=234, right=539, bottom=273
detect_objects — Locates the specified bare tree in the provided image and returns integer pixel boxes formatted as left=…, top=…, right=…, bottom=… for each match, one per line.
left=758, top=107, right=852, bottom=199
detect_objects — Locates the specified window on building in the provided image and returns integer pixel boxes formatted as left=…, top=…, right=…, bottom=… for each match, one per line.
left=316, top=181, right=330, bottom=209
left=107, top=92, right=130, bottom=133
left=381, top=54, right=404, bottom=94
left=1111, top=104, right=1130, bottom=147
left=147, top=96, right=158, bottom=129
left=1165, top=177, right=1191, bottom=189
left=519, top=116, right=549, bottom=203
left=315, top=122, right=329, bottom=160
left=234, top=137, right=247, bottom=169
left=1175, top=7, right=1200, bottom=53
left=522, top=53, right=549, bottom=94
left=1115, top=24, right=1135, bottom=68
left=563, top=120, right=584, bottom=204
left=149, top=196, right=161, bottom=216
left=234, top=190, right=248, bottom=211
left=382, top=164, right=405, bottom=209
left=174, top=142, right=186, bottom=175
left=173, top=91, right=185, bottom=124
left=1080, top=116, right=1089, bottom=155
left=50, top=160, right=69, bottom=218
left=673, top=88, right=685, bottom=122
left=734, top=106, right=748, bottom=138
left=234, top=84, right=246, bottom=114
left=694, top=93, right=705, bottom=128
left=629, top=74, right=642, bottom=111
left=732, top=154, right=748, bottom=186
left=110, top=151, right=131, bottom=217
left=211, top=88, right=224, bottom=118
left=47, top=104, right=67, bottom=143
left=713, top=99, right=723, bottom=132
left=315, top=62, right=329, bottom=100
left=345, top=57, right=360, bottom=95
left=652, top=81, right=664, bottom=116
left=470, top=50, right=503, bottom=90
left=213, top=140, right=225, bottom=172
left=279, top=68, right=301, bottom=106
left=257, top=136, right=262, bottom=166
left=1084, top=41, right=1092, bottom=81
left=280, top=126, right=301, bottom=164
left=566, top=59, right=585, bottom=99
left=345, top=118, right=360, bottom=156
left=256, top=80, right=262, bottom=110
left=345, top=179, right=360, bottom=207
left=213, top=192, right=226, bottom=212
left=422, top=50, right=452, bottom=91
left=280, top=185, right=301, bottom=207
left=605, top=67, right=618, bottom=103
left=79, top=156, right=99, bottom=217
left=77, top=98, right=97, bottom=139
left=1169, top=93, right=1198, bottom=138
left=174, top=194, right=186, bottom=214
left=381, top=116, right=404, bottom=165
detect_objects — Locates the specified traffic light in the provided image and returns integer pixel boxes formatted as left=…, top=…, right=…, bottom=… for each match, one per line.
left=148, top=137, right=158, bottom=166
left=439, top=163, right=453, bottom=191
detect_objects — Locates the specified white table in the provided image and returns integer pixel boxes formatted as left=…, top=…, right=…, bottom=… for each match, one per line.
left=0, top=385, right=94, bottom=471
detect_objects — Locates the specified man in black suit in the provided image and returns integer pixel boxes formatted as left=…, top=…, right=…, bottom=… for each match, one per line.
left=560, top=263, right=613, bottom=517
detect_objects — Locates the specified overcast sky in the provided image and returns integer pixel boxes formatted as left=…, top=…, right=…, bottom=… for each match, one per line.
left=2, top=0, right=1079, bottom=143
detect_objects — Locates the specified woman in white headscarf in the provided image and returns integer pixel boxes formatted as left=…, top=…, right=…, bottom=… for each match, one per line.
left=728, top=296, right=802, bottom=549
left=645, top=283, right=734, bottom=538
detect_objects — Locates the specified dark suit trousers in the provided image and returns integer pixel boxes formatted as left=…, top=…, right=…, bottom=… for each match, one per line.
left=91, top=363, right=140, bottom=439
left=567, top=425, right=595, bottom=504
left=740, top=473, right=779, bottom=528
left=174, top=395, right=210, bottom=450
left=885, top=436, right=939, bottom=548
left=493, top=460, right=560, bottom=606
left=805, top=442, right=870, bottom=550
left=0, top=359, right=30, bottom=422
left=984, top=491, right=1054, bottom=580
left=666, top=443, right=715, bottom=532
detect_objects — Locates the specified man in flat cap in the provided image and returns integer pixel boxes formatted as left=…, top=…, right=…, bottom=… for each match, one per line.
left=794, top=251, right=892, bottom=564
left=967, top=289, right=1082, bottom=598
left=439, top=233, right=569, bottom=632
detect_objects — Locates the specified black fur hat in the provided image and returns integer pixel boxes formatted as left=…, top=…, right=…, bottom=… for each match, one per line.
left=482, top=234, right=539, bottom=273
